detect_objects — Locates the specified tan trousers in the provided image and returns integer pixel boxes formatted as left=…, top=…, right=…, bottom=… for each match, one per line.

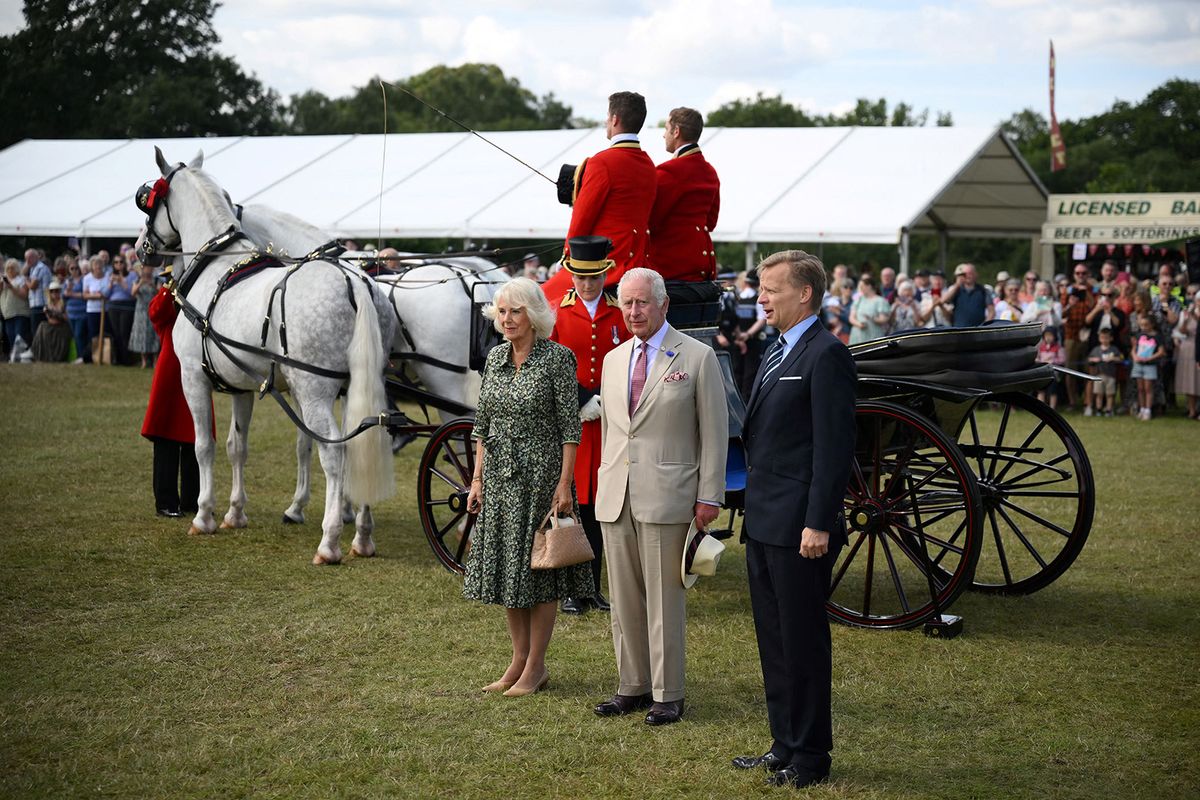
left=601, top=494, right=689, bottom=702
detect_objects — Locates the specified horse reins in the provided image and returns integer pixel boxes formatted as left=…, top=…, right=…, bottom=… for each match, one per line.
left=142, top=168, right=388, bottom=445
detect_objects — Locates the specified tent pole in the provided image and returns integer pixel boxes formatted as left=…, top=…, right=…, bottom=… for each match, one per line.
left=899, top=229, right=910, bottom=274
left=744, top=242, right=755, bottom=273
left=1034, top=235, right=1054, bottom=279
left=938, top=230, right=948, bottom=271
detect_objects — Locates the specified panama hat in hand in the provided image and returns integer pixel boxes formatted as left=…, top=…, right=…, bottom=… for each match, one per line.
left=682, top=519, right=726, bottom=589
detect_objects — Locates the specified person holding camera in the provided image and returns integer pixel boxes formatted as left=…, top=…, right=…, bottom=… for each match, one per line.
left=938, top=263, right=994, bottom=328
left=1, top=258, right=32, bottom=357
left=1082, top=287, right=1127, bottom=416
left=1061, top=264, right=1096, bottom=410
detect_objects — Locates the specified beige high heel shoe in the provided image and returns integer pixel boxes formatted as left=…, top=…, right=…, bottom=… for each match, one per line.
left=481, top=679, right=516, bottom=693
left=503, top=671, right=549, bottom=697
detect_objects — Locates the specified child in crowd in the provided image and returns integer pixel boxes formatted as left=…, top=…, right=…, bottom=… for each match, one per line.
left=1036, top=327, right=1065, bottom=409
left=1131, top=313, right=1165, bottom=421
left=1087, top=327, right=1122, bottom=416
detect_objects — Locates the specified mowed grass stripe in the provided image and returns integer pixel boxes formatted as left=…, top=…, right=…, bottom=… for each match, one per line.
left=0, top=363, right=1196, bottom=799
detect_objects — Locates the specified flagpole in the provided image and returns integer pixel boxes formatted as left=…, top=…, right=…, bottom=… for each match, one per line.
left=1049, top=40, right=1066, bottom=172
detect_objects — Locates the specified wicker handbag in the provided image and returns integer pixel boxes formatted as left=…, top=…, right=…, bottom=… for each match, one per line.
left=530, top=512, right=594, bottom=570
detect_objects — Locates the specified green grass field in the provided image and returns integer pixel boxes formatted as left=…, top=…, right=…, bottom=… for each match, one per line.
left=1, top=363, right=1196, bottom=799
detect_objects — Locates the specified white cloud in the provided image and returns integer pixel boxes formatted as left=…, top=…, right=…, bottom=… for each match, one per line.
left=623, top=0, right=829, bottom=77
left=418, top=16, right=462, bottom=52
left=461, top=16, right=525, bottom=65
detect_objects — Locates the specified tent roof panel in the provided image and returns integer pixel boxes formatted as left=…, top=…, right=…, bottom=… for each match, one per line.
left=0, top=127, right=1046, bottom=244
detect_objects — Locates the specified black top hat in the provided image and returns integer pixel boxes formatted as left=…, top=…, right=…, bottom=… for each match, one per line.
left=556, top=159, right=588, bottom=206
left=565, top=236, right=614, bottom=276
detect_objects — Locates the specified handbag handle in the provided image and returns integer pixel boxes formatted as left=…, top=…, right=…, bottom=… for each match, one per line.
left=541, top=510, right=580, bottom=530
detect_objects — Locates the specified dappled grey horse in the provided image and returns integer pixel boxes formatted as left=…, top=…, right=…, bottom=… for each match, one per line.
left=136, top=149, right=393, bottom=564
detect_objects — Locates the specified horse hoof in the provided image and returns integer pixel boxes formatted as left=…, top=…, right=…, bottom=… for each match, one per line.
left=350, top=544, right=376, bottom=558
left=219, top=520, right=243, bottom=530
left=312, top=551, right=341, bottom=566
left=282, top=513, right=303, bottom=525
left=188, top=525, right=213, bottom=536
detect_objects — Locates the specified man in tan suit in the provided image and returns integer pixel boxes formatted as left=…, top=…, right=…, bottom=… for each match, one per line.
left=592, top=267, right=728, bottom=726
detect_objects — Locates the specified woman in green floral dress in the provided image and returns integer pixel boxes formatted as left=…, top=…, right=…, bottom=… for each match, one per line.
left=464, top=277, right=594, bottom=697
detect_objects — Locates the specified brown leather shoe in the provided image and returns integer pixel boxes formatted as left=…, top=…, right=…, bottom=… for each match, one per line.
left=644, top=699, right=684, bottom=726
left=593, top=693, right=653, bottom=717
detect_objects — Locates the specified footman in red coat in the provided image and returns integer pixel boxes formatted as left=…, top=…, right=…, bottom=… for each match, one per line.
left=141, top=278, right=213, bottom=518
left=550, top=236, right=630, bottom=614
left=648, top=107, right=721, bottom=283
left=543, top=91, right=656, bottom=302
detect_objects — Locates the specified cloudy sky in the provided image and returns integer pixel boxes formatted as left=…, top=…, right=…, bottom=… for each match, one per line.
left=4, top=0, right=1197, bottom=129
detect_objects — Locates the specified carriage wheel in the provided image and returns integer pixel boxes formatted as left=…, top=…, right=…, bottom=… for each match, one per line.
left=827, top=401, right=983, bottom=630
left=416, top=419, right=476, bottom=575
left=953, top=392, right=1094, bottom=594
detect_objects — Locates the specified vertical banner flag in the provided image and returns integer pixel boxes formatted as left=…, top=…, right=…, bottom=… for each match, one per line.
left=1049, top=40, right=1066, bottom=172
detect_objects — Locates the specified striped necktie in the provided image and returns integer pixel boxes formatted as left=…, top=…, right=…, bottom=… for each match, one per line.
left=759, top=338, right=786, bottom=386
left=629, top=342, right=649, bottom=414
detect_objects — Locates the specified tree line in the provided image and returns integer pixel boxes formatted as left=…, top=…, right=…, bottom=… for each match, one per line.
left=2, top=1, right=1195, bottom=200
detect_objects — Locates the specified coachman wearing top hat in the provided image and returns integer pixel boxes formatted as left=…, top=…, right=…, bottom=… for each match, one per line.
left=541, top=91, right=657, bottom=302
left=549, top=235, right=630, bottom=614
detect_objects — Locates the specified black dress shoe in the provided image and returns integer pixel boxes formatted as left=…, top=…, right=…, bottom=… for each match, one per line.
left=593, top=693, right=653, bottom=717
left=732, top=752, right=786, bottom=771
left=645, top=699, right=683, bottom=726
left=767, top=765, right=829, bottom=789
left=561, top=597, right=586, bottom=615
left=591, top=593, right=611, bottom=612
left=156, top=508, right=183, bottom=518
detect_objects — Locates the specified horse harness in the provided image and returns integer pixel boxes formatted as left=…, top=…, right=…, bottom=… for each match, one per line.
left=137, top=169, right=388, bottom=444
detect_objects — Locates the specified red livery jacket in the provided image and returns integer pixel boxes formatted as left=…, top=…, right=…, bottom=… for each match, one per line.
left=550, top=288, right=629, bottom=504
left=648, top=144, right=721, bottom=282
left=141, top=286, right=213, bottom=443
left=542, top=140, right=657, bottom=301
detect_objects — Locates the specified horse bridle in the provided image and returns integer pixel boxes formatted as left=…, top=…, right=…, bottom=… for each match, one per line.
left=135, top=163, right=185, bottom=266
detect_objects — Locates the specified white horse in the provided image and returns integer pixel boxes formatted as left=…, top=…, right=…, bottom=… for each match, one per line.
left=227, top=204, right=509, bottom=527
left=136, top=149, right=393, bottom=565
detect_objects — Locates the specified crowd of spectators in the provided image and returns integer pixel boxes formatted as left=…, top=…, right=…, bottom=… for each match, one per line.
left=717, top=257, right=1199, bottom=420
left=0, top=244, right=162, bottom=366
left=6, top=240, right=1197, bottom=422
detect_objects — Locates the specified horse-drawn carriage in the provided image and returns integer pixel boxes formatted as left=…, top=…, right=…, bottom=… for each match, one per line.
left=137, top=150, right=1093, bottom=632
left=416, top=312, right=1094, bottom=633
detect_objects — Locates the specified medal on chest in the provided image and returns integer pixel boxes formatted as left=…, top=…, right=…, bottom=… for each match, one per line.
left=611, top=325, right=619, bottom=346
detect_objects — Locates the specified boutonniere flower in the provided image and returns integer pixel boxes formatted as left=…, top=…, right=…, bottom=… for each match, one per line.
left=664, top=370, right=689, bottom=383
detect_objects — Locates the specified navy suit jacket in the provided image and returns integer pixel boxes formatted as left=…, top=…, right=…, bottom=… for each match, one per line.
left=742, top=320, right=857, bottom=547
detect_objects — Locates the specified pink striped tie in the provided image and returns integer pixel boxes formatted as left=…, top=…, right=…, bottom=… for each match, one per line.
left=629, top=342, right=648, bottom=414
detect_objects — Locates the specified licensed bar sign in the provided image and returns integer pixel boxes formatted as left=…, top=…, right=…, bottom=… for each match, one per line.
left=1043, top=193, right=1200, bottom=244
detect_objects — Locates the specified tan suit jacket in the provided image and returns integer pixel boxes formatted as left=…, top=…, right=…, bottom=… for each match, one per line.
left=595, top=324, right=728, bottom=524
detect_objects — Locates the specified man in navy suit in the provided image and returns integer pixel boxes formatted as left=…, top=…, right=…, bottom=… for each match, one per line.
left=732, top=249, right=857, bottom=789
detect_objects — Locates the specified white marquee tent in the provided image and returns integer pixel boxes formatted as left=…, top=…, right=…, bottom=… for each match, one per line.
left=0, top=126, right=1046, bottom=270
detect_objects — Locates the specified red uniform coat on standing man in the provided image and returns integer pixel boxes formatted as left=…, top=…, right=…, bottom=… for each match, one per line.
left=542, top=141, right=657, bottom=301
left=141, top=285, right=213, bottom=443
left=550, top=288, right=629, bottom=503
left=648, top=144, right=721, bottom=282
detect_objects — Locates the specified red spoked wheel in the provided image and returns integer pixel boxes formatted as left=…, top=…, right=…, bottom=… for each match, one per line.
left=416, top=419, right=476, bottom=574
left=827, top=401, right=983, bottom=629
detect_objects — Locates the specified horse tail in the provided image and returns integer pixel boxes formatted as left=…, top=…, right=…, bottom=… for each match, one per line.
left=344, top=278, right=394, bottom=506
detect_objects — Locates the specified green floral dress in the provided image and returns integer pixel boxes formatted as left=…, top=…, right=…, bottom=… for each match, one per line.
left=463, top=338, right=594, bottom=608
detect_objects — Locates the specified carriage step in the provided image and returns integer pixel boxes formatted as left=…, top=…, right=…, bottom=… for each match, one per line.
left=923, top=614, right=963, bottom=639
